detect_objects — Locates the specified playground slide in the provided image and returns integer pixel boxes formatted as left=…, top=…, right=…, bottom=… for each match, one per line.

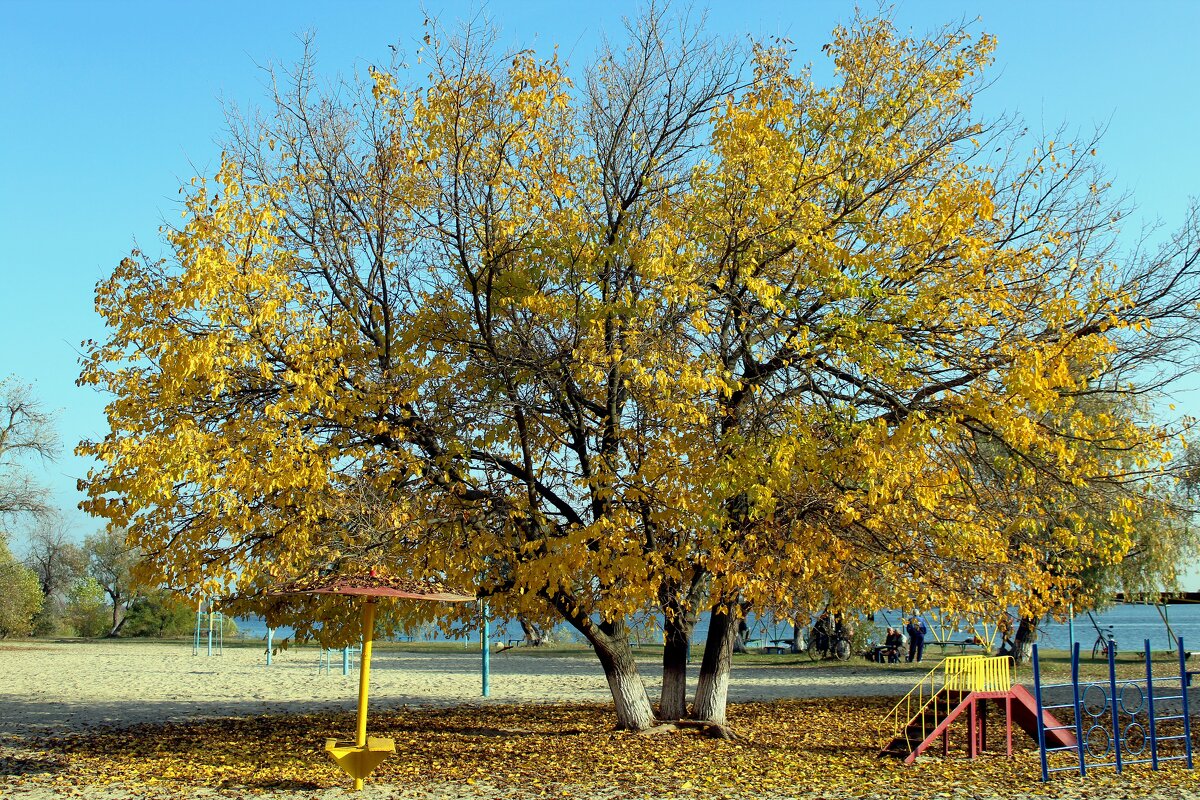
left=1008, top=684, right=1076, bottom=748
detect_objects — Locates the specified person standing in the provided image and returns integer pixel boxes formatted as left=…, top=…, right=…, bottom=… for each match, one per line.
left=906, top=615, right=927, bottom=663
left=812, top=611, right=832, bottom=655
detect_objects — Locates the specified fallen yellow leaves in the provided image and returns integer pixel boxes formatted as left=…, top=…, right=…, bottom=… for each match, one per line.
left=2, top=699, right=1197, bottom=798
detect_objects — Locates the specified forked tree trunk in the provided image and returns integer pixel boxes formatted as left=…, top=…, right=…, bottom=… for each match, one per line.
left=518, top=617, right=544, bottom=646
left=690, top=605, right=739, bottom=725
left=106, top=597, right=127, bottom=638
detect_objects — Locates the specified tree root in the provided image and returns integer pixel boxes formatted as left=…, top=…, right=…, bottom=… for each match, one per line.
left=638, top=720, right=740, bottom=740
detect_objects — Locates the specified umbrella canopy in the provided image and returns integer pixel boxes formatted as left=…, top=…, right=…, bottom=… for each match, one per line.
left=270, top=572, right=475, bottom=603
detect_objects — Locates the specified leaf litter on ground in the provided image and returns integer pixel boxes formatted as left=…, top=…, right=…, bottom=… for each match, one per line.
left=2, top=698, right=1199, bottom=799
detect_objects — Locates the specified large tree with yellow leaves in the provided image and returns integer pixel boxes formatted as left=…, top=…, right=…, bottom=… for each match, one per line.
left=80, top=10, right=1200, bottom=731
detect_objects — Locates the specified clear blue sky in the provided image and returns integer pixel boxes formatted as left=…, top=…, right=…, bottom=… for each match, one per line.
left=2, top=1, right=1198, bottom=553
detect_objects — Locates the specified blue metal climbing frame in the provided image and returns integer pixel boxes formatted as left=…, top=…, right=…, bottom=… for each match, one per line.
left=1032, top=636, right=1193, bottom=781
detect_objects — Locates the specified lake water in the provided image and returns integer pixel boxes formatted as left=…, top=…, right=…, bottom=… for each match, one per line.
left=231, top=602, right=1200, bottom=653
left=874, top=604, right=1196, bottom=653
left=1021, top=603, right=1195, bottom=652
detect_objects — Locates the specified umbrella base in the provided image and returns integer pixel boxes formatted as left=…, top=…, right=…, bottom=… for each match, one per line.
left=325, top=736, right=395, bottom=787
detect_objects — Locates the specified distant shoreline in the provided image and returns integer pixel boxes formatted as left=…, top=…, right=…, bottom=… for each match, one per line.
left=223, top=603, right=1198, bottom=652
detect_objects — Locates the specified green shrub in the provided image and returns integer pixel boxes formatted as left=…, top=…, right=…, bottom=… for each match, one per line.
left=0, top=540, right=43, bottom=638
left=66, top=577, right=111, bottom=638
left=123, top=590, right=196, bottom=637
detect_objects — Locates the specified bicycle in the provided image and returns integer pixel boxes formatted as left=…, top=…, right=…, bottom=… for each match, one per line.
left=1091, top=626, right=1117, bottom=660
left=806, top=629, right=852, bottom=661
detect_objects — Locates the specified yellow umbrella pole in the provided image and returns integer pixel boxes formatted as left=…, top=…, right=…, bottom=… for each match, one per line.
left=354, top=599, right=376, bottom=790
left=324, top=597, right=394, bottom=790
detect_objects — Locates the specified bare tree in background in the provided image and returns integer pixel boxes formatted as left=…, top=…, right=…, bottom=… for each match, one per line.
left=0, top=378, right=58, bottom=528
left=25, top=513, right=85, bottom=634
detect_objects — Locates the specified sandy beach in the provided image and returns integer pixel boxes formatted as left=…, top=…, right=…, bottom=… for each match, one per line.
left=0, top=640, right=917, bottom=736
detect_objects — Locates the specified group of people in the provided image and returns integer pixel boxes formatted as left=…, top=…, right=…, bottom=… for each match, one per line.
left=866, top=615, right=928, bottom=664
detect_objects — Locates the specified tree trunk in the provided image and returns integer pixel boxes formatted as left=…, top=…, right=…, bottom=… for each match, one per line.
left=1008, top=615, right=1038, bottom=665
left=656, top=570, right=706, bottom=722
left=518, top=617, right=544, bottom=646
left=659, top=609, right=696, bottom=721
left=691, top=604, right=739, bottom=725
left=732, top=618, right=750, bottom=654
left=791, top=619, right=804, bottom=654
left=591, top=630, right=656, bottom=731
left=548, top=593, right=656, bottom=731
left=106, top=595, right=126, bottom=638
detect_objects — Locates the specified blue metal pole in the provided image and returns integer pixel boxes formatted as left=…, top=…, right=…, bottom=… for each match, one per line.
left=1033, top=643, right=1050, bottom=782
left=1179, top=636, right=1193, bottom=769
left=481, top=602, right=491, bottom=698
left=1146, top=638, right=1158, bottom=770
left=266, top=627, right=273, bottom=667
left=1108, top=638, right=1122, bottom=773
left=207, top=601, right=213, bottom=657
left=342, top=646, right=350, bottom=676
left=1072, top=641, right=1086, bottom=777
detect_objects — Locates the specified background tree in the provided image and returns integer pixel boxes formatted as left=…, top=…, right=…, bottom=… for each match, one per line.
left=964, top=395, right=1200, bottom=662
left=0, top=378, right=58, bottom=524
left=83, top=528, right=139, bottom=637
left=1179, top=437, right=1200, bottom=500
left=80, top=9, right=1200, bottom=732
left=65, top=577, right=111, bottom=638
left=0, top=537, right=43, bottom=638
left=122, top=589, right=200, bottom=638
left=24, top=514, right=85, bottom=635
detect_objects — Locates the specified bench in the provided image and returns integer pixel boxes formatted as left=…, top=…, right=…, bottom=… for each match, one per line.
left=495, top=637, right=526, bottom=653
left=928, top=639, right=987, bottom=655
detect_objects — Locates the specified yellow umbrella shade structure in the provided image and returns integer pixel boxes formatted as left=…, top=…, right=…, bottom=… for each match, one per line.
left=271, top=572, right=474, bottom=791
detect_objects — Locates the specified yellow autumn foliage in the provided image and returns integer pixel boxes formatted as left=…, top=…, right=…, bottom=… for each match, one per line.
left=78, top=11, right=1200, bottom=728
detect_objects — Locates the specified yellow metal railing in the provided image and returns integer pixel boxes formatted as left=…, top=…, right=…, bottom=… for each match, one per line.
left=943, top=654, right=1012, bottom=693
left=879, top=656, right=1013, bottom=750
